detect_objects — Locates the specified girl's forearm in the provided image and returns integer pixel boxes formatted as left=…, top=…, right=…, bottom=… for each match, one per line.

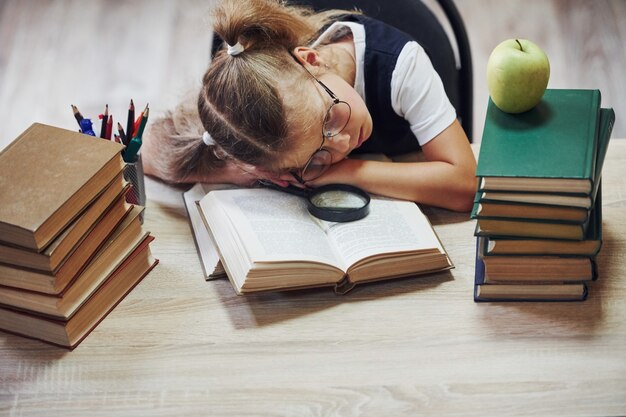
left=341, top=158, right=477, bottom=211
left=267, top=154, right=476, bottom=210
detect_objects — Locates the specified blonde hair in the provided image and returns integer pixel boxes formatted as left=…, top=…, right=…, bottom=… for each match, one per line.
left=142, top=92, right=227, bottom=184
left=200, top=0, right=353, bottom=169
left=147, top=0, right=352, bottom=183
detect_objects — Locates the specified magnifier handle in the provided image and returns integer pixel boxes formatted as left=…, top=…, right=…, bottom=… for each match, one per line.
left=257, top=180, right=309, bottom=198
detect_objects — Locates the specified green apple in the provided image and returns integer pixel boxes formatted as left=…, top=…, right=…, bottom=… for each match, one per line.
left=487, top=39, right=550, bottom=113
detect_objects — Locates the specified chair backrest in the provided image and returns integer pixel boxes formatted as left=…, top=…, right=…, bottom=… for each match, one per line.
left=211, top=0, right=473, bottom=141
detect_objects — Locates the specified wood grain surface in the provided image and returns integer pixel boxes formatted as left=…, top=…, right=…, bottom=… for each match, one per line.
left=1, top=145, right=625, bottom=416
left=0, top=1, right=625, bottom=416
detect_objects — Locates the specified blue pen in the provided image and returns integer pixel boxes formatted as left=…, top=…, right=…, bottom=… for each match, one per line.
left=79, top=118, right=96, bottom=136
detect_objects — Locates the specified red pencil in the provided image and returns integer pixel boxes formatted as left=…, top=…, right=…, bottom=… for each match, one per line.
left=105, top=115, right=113, bottom=140
left=133, top=103, right=148, bottom=138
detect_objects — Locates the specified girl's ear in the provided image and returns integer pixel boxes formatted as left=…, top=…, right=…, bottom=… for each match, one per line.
left=292, top=46, right=323, bottom=69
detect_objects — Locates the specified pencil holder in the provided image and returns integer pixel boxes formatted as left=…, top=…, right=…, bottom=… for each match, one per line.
left=124, top=155, right=146, bottom=222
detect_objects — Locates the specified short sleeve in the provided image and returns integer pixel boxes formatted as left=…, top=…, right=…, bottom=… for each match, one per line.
left=390, top=41, right=457, bottom=146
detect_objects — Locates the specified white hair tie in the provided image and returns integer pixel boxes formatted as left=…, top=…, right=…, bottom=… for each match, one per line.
left=202, top=131, right=216, bottom=146
left=226, top=41, right=244, bottom=56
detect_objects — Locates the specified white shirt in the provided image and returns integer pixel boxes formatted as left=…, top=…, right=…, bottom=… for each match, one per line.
left=312, top=21, right=457, bottom=146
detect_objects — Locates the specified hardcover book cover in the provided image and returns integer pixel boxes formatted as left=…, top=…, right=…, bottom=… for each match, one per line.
left=473, top=107, right=614, bottom=214
left=476, top=89, right=601, bottom=194
left=0, top=123, right=125, bottom=250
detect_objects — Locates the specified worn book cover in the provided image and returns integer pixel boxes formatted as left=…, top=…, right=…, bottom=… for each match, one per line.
left=0, top=175, right=128, bottom=271
left=0, top=192, right=132, bottom=295
left=0, top=206, right=147, bottom=318
left=0, top=123, right=125, bottom=251
left=0, top=234, right=157, bottom=349
left=476, top=89, right=601, bottom=194
left=473, top=107, right=614, bottom=216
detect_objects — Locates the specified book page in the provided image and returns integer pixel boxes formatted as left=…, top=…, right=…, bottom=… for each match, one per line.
left=183, top=183, right=232, bottom=279
left=205, top=189, right=342, bottom=268
left=318, top=198, right=443, bottom=268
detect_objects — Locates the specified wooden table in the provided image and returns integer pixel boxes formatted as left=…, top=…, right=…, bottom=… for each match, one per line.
left=1, top=142, right=625, bottom=416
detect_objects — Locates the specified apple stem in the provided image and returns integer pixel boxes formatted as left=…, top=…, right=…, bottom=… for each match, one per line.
left=516, top=39, right=523, bottom=51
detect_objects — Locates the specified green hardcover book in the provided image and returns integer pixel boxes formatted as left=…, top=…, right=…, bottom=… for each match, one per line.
left=472, top=107, right=614, bottom=221
left=477, top=89, right=601, bottom=195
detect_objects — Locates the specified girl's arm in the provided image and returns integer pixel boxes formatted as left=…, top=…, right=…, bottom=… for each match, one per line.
left=306, top=120, right=477, bottom=212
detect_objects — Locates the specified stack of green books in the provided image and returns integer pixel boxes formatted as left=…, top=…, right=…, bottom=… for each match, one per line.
left=472, top=89, right=615, bottom=301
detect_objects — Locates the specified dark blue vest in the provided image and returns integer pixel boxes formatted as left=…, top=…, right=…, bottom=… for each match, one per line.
left=343, top=15, right=420, bottom=156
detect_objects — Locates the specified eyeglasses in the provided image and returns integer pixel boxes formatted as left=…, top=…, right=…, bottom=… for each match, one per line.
left=291, top=75, right=351, bottom=183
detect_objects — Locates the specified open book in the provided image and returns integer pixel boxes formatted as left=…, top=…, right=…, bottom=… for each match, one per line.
left=183, top=183, right=230, bottom=279
left=182, top=154, right=400, bottom=279
left=198, top=188, right=452, bottom=294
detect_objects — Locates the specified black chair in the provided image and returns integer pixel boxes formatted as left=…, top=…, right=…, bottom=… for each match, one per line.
left=212, top=0, right=473, bottom=142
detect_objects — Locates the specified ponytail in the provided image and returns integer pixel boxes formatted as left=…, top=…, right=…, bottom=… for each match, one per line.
left=198, top=0, right=351, bottom=170
left=142, top=93, right=227, bottom=184
left=145, top=0, right=354, bottom=182
left=213, top=0, right=346, bottom=54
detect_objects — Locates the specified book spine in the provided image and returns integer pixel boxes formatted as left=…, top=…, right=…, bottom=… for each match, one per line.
left=473, top=238, right=589, bottom=302
left=474, top=284, right=588, bottom=302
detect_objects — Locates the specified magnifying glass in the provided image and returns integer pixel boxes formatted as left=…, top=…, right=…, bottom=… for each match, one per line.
left=259, top=181, right=370, bottom=222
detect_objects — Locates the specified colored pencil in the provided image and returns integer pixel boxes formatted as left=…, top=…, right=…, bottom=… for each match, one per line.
left=135, top=105, right=149, bottom=140
left=99, top=104, right=109, bottom=138
left=105, top=115, right=113, bottom=140
left=125, top=99, right=135, bottom=145
left=133, top=103, right=148, bottom=138
left=117, top=122, right=127, bottom=145
left=71, top=104, right=84, bottom=124
left=123, top=105, right=149, bottom=163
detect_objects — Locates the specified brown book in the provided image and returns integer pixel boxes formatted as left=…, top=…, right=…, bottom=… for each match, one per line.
left=0, top=173, right=128, bottom=271
left=0, top=192, right=132, bottom=294
left=0, top=235, right=158, bottom=349
left=0, top=206, right=144, bottom=310
left=0, top=123, right=124, bottom=251
left=480, top=256, right=595, bottom=283
left=475, top=283, right=588, bottom=301
left=474, top=200, right=589, bottom=223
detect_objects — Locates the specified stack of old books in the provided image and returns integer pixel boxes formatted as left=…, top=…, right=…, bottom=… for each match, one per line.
left=0, top=123, right=158, bottom=348
left=472, top=89, right=615, bottom=302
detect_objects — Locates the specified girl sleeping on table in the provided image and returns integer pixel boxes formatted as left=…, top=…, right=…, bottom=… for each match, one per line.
left=142, top=0, right=477, bottom=212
